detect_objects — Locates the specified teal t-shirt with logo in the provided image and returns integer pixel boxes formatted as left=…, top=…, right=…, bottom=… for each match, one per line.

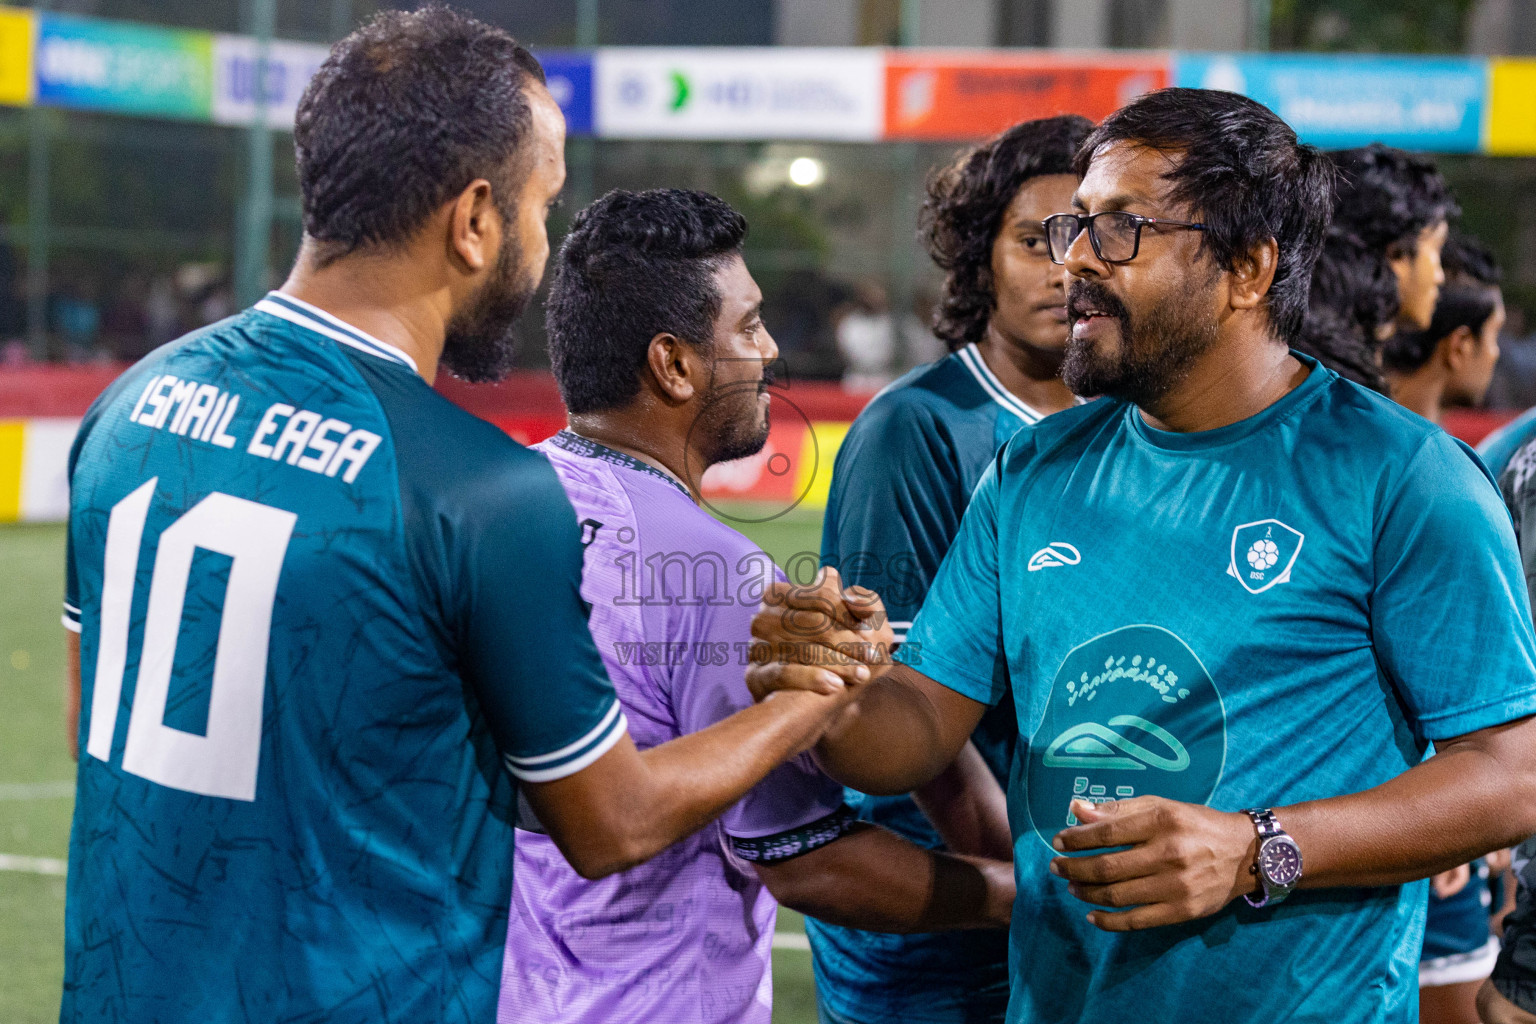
left=904, top=356, right=1536, bottom=1024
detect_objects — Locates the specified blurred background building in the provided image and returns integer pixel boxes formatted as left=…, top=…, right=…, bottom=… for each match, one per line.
left=1, top=0, right=1535, bottom=404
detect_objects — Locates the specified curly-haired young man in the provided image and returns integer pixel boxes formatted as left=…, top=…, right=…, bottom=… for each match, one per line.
left=812, top=114, right=1091, bottom=1024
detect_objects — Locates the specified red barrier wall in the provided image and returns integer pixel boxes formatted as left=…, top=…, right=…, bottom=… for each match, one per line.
left=1, top=364, right=1515, bottom=447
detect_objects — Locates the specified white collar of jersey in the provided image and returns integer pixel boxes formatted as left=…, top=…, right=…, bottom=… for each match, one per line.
left=956, top=343, right=1047, bottom=424
left=255, top=292, right=420, bottom=374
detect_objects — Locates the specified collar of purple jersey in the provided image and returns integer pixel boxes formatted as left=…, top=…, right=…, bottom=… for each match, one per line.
left=547, top=430, right=692, bottom=499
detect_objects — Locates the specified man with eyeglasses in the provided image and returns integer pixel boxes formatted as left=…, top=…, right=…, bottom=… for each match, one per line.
left=743, top=87, right=1536, bottom=1023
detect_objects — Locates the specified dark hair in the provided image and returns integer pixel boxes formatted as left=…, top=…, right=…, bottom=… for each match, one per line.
left=546, top=189, right=748, bottom=415
left=1074, top=88, right=1336, bottom=346
left=1295, top=308, right=1386, bottom=392
left=1383, top=232, right=1503, bottom=373
left=1329, top=144, right=1460, bottom=256
left=1295, top=227, right=1398, bottom=392
left=1310, top=228, right=1400, bottom=338
left=294, top=6, right=546, bottom=260
left=922, top=115, right=1093, bottom=351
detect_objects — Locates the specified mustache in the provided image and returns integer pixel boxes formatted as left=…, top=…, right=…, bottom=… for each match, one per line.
left=1067, top=281, right=1130, bottom=324
left=759, top=365, right=776, bottom=390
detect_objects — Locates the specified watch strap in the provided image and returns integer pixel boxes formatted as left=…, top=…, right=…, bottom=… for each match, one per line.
left=1243, top=807, right=1297, bottom=908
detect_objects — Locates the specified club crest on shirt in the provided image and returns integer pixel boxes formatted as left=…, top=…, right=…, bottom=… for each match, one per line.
left=1227, top=519, right=1304, bottom=594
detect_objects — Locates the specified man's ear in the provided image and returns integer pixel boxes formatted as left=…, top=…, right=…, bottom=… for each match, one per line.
left=1441, top=325, right=1477, bottom=371
left=646, top=333, right=700, bottom=404
left=1229, top=237, right=1280, bottom=312
left=448, top=178, right=498, bottom=274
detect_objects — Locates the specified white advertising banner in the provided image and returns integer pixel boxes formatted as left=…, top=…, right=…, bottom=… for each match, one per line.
left=211, top=34, right=329, bottom=129
left=595, top=47, right=884, bottom=140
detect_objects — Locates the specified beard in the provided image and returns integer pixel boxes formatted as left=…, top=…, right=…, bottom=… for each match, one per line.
left=690, top=363, right=774, bottom=467
left=1063, top=277, right=1220, bottom=408
left=439, top=237, right=537, bottom=384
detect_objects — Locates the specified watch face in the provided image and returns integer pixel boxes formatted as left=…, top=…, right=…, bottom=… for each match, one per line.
left=1260, top=838, right=1303, bottom=886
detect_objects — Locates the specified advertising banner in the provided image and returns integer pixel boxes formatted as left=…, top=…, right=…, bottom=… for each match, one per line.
left=0, top=6, right=34, bottom=107
left=538, top=50, right=594, bottom=137
left=1176, top=53, right=1486, bottom=152
left=595, top=47, right=884, bottom=140
left=211, top=34, right=328, bottom=129
left=885, top=51, right=1169, bottom=141
left=35, top=12, right=212, bottom=120
left=1488, top=59, right=1536, bottom=156
left=0, top=418, right=77, bottom=523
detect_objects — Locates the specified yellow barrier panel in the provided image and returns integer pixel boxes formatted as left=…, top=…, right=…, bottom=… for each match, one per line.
left=0, top=420, right=25, bottom=522
left=1489, top=59, right=1536, bottom=156
left=795, top=421, right=850, bottom=512
left=0, top=7, right=34, bottom=107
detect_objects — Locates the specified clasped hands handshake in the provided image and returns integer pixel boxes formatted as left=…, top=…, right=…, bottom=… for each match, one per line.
left=745, top=567, right=1265, bottom=933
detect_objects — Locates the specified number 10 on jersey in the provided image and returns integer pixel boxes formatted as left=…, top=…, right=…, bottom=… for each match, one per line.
left=85, top=478, right=297, bottom=801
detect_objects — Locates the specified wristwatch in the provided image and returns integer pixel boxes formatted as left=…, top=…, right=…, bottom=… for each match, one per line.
left=1242, top=808, right=1303, bottom=908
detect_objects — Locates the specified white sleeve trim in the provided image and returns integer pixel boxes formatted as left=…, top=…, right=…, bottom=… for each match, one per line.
left=505, top=704, right=629, bottom=784
left=508, top=700, right=622, bottom=768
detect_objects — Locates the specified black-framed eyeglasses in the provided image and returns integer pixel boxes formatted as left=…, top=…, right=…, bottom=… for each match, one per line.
left=1043, top=212, right=1207, bottom=265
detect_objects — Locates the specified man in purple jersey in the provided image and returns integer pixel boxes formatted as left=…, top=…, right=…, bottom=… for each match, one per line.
left=498, top=189, right=1017, bottom=1024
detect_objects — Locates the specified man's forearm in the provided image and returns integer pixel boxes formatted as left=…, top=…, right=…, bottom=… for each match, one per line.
left=626, top=691, right=853, bottom=862
left=527, top=688, right=856, bottom=880
left=813, top=666, right=969, bottom=795
left=1285, top=717, right=1536, bottom=889
left=755, top=822, right=1015, bottom=932
left=912, top=740, right=1013, bottom=860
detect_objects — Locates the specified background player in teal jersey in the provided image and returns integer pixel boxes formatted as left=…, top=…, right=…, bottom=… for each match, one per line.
left=1385, top=232, right=1510, bottom=1024
left=1330, top=150, right=1505, bottom=1023
left=746, top=88, right=1536, bottom=1024
left=1481, top=406, right=1536, bottom=482
left=59, top=10, right=862, bottom=1023
left=811, top=114, right=1090, bottom=1024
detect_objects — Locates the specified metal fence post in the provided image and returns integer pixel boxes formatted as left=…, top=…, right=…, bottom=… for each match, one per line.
left=234, top=0, right=277, bottom=308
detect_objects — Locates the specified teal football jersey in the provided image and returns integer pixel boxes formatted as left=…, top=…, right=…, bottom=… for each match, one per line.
left=60, top=294, right=625, bottom=1023
left=813, top=343, right=1044, bottom=1023
left=1479, top=405, right=1536, bottom=481
left=908, top=356, right=1536, bottom=1024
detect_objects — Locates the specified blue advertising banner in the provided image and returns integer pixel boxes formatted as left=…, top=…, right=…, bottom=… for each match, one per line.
left=35, top=12, right=212, bottom=120
left=536, top=50, right=593, bottom=137
left=1176, top=53, right=1487, bottom=152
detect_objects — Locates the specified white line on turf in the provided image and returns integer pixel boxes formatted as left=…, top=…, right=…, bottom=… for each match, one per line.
left=0, top=853, right=67, bottom=876
left=0, top=780, right=75, bottom=801
left=771, top=932, right=810, bottom=951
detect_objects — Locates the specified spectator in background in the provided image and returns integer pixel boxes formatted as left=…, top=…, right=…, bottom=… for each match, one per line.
left=811, top=113, right=1091, bottom=1024
left=102, top=273, right=150, bottom=361
left=761, top=268, right=844, bottom=381
left=1378, top=230, right=1513, bottom=1024
left=900, top=288, right=946, bottom=366
left=51, top=281, right=101, bottom=363
left=144, top=274, right=180, bottom=349
left=835, top=279, right=896, bottom=391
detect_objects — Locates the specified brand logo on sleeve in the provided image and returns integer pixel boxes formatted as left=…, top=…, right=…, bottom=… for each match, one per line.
left=1227, top=519, right=1304, bottom=594
left=1028, top=542, right=1081, bottom=572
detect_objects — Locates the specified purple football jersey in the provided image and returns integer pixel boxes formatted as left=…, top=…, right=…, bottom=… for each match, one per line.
left=498, top=432, right=850, bottom=1024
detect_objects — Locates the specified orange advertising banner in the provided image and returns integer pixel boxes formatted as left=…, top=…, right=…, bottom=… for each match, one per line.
left=884, top=51, right=1171, bottom=141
